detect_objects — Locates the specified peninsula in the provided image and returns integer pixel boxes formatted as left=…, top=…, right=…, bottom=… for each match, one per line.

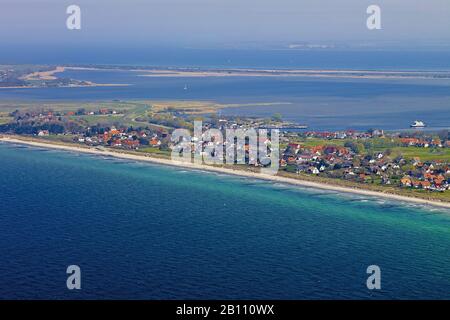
left=0, top=98, right=448, bottom=208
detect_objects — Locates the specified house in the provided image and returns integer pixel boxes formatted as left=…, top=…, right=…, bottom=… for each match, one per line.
left=110, top=127, right=120, bottom=135
left=150, top=138, right=161, bottom=147
left=421, top=181, right=431, bottom=189
left=311, top=145, right=324, bottom=154
left=288, top=143, right=301, bottom=153
left=411, top=180, right=422, bottom=189
left=124, top=139, right=140, bottom=148
left=37, top=130, right=49, bottom=136
left=370, top=129, right=384, bottom=137
left=287, top=156, right=296, bottom=165
left=434, top=175, right=446, bottom=187
left=401, top=176, right=412, bottom=187
left=424, top=172, right=436, bottom=180
left=381, top=175, right=391, bottom=185
left=324, top=146, right=338, bottom=155
left=400, top=138, right=420, bottom=146
left=111, top=139, right=122, bottom=147
left=308, top=166, right=320, bottom=174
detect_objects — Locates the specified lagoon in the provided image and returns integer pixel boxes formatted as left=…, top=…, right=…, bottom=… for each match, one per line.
left=1, top=66, right=450, bottom=131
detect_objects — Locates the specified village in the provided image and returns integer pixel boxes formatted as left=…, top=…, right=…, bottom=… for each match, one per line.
left=280, top=140, right=450, bottom=193
left=1, top=105, right=449, bottom=194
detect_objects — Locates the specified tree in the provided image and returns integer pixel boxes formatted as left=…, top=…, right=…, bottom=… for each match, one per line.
left=438, top=130, right=449, bottom=141
left=271, top=113, right=282, bottom=122
left=76, top=108, right=86, bottom=115
left=159, top=141, right=170, bottom=151
left=345, top=141, right=358, bottom=153
left=356, top=142, right=365, bottom=154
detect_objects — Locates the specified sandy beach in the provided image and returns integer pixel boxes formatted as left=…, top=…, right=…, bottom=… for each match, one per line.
left=137, top=69, right=450, bottom=80
left=0, top=66, right=130, bottom=89
left=0, top=83, right=130, bottom=89
left=137, top=69, right=445, bottom=80
left=64, top=66, right=450, bottom=80
left=21, top=66, right=66, bottom=81
left=2, top=136, right=450, bottom=210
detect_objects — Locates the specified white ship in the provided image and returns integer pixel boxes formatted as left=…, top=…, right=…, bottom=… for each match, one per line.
left=410, top=120, right=426, bottom=128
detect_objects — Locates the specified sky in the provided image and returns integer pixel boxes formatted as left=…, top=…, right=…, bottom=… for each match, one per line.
left=0, top=0, right=449, bottom=49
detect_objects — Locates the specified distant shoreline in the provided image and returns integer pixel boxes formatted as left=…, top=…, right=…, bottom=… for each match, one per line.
left=0, top=83, right=130, bottom=89
left=3, top=64, right=448, bottom=90
left=1, top=136, right=450, bottom=210
left=20, top=66, right=66, bottom=81
left=0, top=66, right=130, bottom=89
left=65, top=66, right=450, bottom=80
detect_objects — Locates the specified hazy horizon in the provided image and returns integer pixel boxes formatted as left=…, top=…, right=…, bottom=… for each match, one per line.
left=0, top=0, right=449, bottom=50
left=1, top=1, right=449, bottom=66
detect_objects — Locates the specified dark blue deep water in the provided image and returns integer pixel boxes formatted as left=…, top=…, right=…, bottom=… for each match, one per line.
left=0, top=143, right=449, bottom=299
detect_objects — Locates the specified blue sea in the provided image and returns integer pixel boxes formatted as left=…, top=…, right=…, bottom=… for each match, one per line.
left=0, top=142, right=449, bottom=299
left=1, top=49, right=450, bottom=131
left=2, top=47, right=450, bottom=70
left=1, top=49, right=450, bottom=299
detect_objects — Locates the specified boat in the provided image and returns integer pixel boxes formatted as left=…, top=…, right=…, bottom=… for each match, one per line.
left=410, top=120, right=426, bottom=128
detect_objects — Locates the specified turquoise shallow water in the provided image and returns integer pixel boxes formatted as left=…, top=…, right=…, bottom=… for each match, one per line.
left=0, top=142, right=449, bottom=299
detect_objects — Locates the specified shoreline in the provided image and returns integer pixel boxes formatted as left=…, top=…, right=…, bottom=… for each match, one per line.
left=1, top=66, right=130, bottom=89
left=0, top=83, right=130, bottom=89
left=1, top=136, right=450, bottom=210
left=20, top=66, right=66, bottom=81
left=65, top=66, right=450, bottom=80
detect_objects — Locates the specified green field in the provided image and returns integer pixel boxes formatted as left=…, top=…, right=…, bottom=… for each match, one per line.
left=0, top=116, right=12, bottom=125
left=374, top=146, right=450, bottom=162
left=293, top=138, right=347, bottom=147
left=294, top=137, right=450, bottom=162
left=0, top=100, right=220, bottom=130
